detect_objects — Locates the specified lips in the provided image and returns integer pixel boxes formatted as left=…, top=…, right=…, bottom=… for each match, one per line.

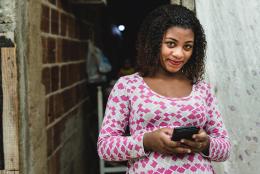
left=167, top=59, right=183, bottom=67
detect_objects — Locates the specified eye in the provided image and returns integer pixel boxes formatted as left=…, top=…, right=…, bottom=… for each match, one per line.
left=165, top=41, right=176, bottom=48
left=184, top=44, right=193, bottom=51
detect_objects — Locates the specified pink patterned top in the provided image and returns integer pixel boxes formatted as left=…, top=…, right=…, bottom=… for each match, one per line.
left=98, top=73, right=231, bottom=174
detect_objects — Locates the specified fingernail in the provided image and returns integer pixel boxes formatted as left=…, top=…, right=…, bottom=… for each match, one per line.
left=188, top=149, right=191, bottom=153
left=181, top=139, right=184, bottom=143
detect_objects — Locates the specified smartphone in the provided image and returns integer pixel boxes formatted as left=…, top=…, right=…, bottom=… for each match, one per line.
left=171, top=126, right=200, bottom=141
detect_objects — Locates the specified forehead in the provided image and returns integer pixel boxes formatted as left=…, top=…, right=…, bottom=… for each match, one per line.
left=164, top=26, right=194, bottom=40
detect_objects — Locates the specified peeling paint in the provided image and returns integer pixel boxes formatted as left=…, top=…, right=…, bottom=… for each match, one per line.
left=246, top=90, right=252, bottom=95
left=245, top=136, right=251, bottom=141
left=0, top=0, right=16, bottom=32
left=244, top=149, right=250, bottom=156
left=252, top=137, right=258, bottom=143
left=228, top=105, right=236, bottom=111
left=239, top=154, right=243, bottom=161
left=196, top=0, right=260, bottom=173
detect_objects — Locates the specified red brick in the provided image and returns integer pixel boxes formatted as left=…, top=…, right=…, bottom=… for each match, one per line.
left=41, top=5, right=50, bottom=33
left=46, top=95, right=55, bottom=125
left=56, top=38, right=62, bottom=62
left=69, top=64, right=78, bottom=83
left=42, top=37, right=48, bottom=63
left=62, top=88, right=73, bottom=112
left=51, top=9, right=59, bottom=35
left=70, top=86, right=77, bottom=107
left=60, top=63, right=86, bottom=89
left=60, top=65, right=69, bottom=88
left=51, top=66, right=60, bottom=92
left=76, top=63, right=82, bottom=81
left=42, top=67, right=51, bottom=94
left=47, top=128, right=53, bottom=157
left=68, top=16, right=75, bottom=38
left=70, top=41, right=76, bottom=61
left=54, top=93, right=64, bottom=118
left=61, top=39, right=80, bottom=62
left=47, top=37, right=56, bottom=63
left=61, top=39, right=70, bottom=62
left=60, top=13, right=68, bottom=36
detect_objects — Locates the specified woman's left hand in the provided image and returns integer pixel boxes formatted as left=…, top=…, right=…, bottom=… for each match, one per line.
left=179, top=129, right=210, bottom=153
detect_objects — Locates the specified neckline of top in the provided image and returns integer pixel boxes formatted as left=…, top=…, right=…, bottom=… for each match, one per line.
left=136, top=73, right=196, bottom=101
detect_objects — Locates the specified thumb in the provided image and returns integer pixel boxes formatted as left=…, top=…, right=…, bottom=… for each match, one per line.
left=161, top=127, right=173, bottom=136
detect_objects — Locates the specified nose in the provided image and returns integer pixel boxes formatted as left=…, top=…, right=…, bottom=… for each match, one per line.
left=172, top=47, right=184, bottom=59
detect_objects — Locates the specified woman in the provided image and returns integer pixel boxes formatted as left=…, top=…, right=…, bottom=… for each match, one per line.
left=98, top=4, right=231, bottom=174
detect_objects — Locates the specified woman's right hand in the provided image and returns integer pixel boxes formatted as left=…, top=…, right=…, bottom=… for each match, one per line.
left=143, top=127, right=191, bottom=155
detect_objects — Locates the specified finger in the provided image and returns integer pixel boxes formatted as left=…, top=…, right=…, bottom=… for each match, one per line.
left=180, top=139, right=202, bottom=151
left=180, top=139, right=196, bottom=147
left=162, top=146, right=174, bottom=155
left=173, top=147, right=191, bottom=154
left=193, top=131, right=208, bottom=142
left=182, top=139, right=207, bottom=153
left=164, top=140, right=191, bottom=154
left=164, top=143, right=191, bottom=154
left=163, top=136, right=181, bottom=148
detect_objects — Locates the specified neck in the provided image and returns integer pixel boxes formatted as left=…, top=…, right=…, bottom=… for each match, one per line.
left=155, top=68, right=184, bottom=80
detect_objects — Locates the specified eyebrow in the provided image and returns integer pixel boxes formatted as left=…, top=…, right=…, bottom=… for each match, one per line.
left=164, top=38, right=194, bottom=43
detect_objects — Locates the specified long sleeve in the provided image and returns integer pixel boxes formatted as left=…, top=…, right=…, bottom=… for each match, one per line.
left=204, top=84, right=231, bottom=161
left=97, top=77, right=147, bottom=161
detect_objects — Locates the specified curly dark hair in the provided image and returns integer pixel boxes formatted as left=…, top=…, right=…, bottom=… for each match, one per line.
left=135, top=4, right=207, bottom=84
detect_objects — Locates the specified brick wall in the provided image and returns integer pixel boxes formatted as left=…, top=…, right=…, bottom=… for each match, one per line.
left=40, top=0, right=92, bottom=173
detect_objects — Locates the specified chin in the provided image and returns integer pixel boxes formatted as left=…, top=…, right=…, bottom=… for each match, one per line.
left=164, top=68, right=182, bottom=74
left=166, top=67, right=182, bottom=73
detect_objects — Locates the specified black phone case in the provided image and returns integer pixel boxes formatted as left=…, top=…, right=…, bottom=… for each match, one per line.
left=171, top=126, right=200, bottom=141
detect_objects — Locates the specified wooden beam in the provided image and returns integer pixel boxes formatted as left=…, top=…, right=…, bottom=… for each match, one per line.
left=0, top=171, right=19, bottom=174
left=1, top=45, right=19, bottom=172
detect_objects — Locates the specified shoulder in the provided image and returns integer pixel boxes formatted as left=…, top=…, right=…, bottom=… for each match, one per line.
left=117, top=72, right=141, bottom=85
left=111, top=73, right=141, bottom=92
left=195, top=80, right=211, bottom=89
left=194, top=80, right=213, bottom=95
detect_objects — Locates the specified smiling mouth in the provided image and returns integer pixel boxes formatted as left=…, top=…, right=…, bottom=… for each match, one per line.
left=168, top=59, right=183, bottom=66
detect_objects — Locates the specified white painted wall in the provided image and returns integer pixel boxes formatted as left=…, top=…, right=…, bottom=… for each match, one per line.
left=196, top=1, right=260, bottom=173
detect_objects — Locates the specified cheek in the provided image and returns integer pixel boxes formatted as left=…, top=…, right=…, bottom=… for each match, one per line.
left=161, top=50, right=172, bottom=59
left=185, top=51, right=193, bottom=61
left=159, top=56, right=164, bottom=65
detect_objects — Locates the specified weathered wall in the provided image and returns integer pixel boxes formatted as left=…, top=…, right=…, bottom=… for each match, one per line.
left=41, top=0, right=92, bottom=174
left=15, top=0, right=30, bottom=173
left=14, top=0, right=95, bottom=173
left=171, top=0, right=195, bottom=11
left=19, top=0, right=48, bottom=173
left=0, top=0, right=15, bottom=33
left=196, top=1, right=260, bottom=173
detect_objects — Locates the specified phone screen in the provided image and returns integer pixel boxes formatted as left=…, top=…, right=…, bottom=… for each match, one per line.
left=171, top=126, right=200, bottom=141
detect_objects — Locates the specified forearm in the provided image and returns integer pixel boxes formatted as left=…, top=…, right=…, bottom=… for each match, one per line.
left=206, top=136, right=231, bottom=161
left=97, top=133, right=148, bottom=161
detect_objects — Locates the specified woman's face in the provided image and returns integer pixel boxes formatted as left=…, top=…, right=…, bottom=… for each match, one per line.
left=160, top=26, right=194, bottom=74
